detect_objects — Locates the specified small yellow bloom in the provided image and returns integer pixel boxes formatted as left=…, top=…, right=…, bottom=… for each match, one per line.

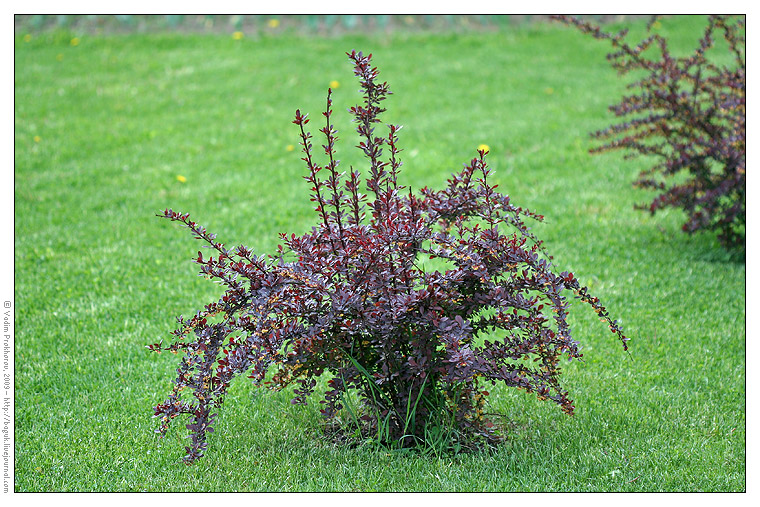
left=56, top=53, right=64, bottom=61
left=267, top=18, right=280, bottom=28
left=544, top=87, right=554, bottom=95
left=329, top=80, right=340, bottom=89
left=33, top=135, right=41, bottom=143
left=232, top=31, right=244, bottom=40
left=286, top=144, right=295, bottom=152
left=70, top=37, right=80, bottom=46
left=176, top=175, right=187, bottom=183
left=478, top=144, right=490, bottom=154
left=23, top=34, right=32, bottom=42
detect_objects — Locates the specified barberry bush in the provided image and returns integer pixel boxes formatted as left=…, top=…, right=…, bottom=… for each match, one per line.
left=554, top=15, right=745, bottom=251
left=150, top=50, right=629, bottom=463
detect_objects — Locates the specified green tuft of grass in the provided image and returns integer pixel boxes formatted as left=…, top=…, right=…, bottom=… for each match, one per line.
left=14, top=16, right=744, bottom=491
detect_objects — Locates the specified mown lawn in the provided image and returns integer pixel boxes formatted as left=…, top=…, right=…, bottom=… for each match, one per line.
left=14, top=16, right=744, bottom=492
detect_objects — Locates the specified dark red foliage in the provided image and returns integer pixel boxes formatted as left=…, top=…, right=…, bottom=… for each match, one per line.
left=151, top=50, right=628, bottom=463
left=554, top=15, right=745, bottom=252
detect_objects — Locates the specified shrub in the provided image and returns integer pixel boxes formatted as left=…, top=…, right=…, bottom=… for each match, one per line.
left=554, top=15, right=745, bottom=251
left=149, top=50, right=629, bottom=463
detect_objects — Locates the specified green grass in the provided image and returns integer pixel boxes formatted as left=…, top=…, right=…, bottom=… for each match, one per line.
left=14, top=16, right=745, bottom=492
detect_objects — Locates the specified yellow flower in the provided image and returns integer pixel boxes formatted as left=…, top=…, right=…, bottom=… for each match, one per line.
left=232, top=31, right=244, bottom=40
left=33, top=135, right=41, bottom=143
left=286, top=144, right=295, bottom=152
left=70, top=37, right=80, bottom=46
left=267, top=18, right=280, bottom=28
left=329, top=80, right=340, bottom=89
left=23, top=34, right=31, bottom=42
left=478, top=144, right=490, bottom=154
left=176, top=175, right=187, bottom=183
left=544, top=87, right=554, bottom=95
left=56, top=53, right=64, bottom=61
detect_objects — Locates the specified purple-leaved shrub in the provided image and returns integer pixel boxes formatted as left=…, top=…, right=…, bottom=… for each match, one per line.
left=150, top=50, right=629, bottom=463
left=555, top=15, right=745, bottom=251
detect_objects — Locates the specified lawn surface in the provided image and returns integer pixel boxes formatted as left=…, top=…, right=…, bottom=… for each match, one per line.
left=14, top=16, right=745, bottom=492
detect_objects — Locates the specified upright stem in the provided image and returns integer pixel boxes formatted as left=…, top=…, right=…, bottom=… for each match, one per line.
left=322, top=88, right=346, bottom=248
left=294, top=110, right=331, bottom=231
